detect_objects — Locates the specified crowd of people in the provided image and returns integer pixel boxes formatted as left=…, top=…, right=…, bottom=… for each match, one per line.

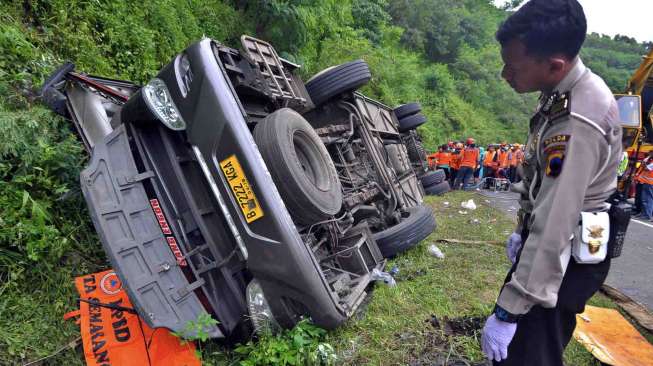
left=426, top=138, right=524, bottom=190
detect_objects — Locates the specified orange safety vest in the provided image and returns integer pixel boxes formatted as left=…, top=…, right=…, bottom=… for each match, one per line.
left=483, top=151, right=496, bottom=167
left=515, top=149, right=524, bottom=164
left=65, top=270, right=201, bottom=366
left=438, top=151, right=451, bottom=166
left=427, top=152, right=439, bottom=168
left=460, top=147, right=479, bottom=169
left=450, top=152, right=462, bottom=169
left=498, top=150, right=510, bottom=169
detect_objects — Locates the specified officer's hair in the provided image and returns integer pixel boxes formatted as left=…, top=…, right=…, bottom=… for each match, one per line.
left=496, top=0, right=587, bottom=59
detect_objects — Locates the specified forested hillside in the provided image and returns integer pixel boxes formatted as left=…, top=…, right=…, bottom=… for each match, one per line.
left=0, top=0, right=649, bottom=363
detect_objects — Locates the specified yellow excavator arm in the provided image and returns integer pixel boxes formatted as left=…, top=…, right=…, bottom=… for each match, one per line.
left=626, top=48, right=653, bottom=95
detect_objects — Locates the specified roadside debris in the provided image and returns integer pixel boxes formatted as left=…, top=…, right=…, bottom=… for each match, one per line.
left=371, top=268, right=397, bottom=287
left=389, top=265, right=400, bottom=276
left=458, top=210, right=468, bottom=215
left=428, top=245, right=445, bottom=259
left=573, top=305, right=653, bottom=365
left=436, top=238, right=504, bottom=246
left=461, top=199, right=477, bottom=210
left=601, top=284, right=653, bottom=332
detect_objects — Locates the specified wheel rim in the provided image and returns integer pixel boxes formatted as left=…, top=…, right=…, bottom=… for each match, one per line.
left=293, top=130, right=329, bottom=191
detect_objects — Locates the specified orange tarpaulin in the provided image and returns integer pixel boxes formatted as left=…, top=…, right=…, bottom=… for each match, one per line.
left=65, top=270, right=201, bottom=366
left=573, top=305, right=653, bottom=366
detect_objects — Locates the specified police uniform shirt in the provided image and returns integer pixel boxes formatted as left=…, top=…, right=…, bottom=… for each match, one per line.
left=498, top=58, right=622, bottom=316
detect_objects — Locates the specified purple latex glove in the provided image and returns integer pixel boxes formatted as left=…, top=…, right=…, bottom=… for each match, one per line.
left=505, top=232, right=522, bottom=264
left=481, top=314, right=517, bottom=362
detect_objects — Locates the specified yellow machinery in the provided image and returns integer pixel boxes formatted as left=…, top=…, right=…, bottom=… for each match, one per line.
left=617, top=48, right=653, bottom=159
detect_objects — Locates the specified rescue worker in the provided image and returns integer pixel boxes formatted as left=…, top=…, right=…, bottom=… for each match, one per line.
left=508, top=145, right=519, bottom=182
left=454, top=138, right=480, bottom=189
left=480, top=1, right=622, bottom=365
left=427, top=148, right=440, bottom=170
left=476, top=146, right=486, bottom=183
left=483, top=145, right=498, bottom=178
left=497, top=144, right=510, bottom=179
left=449, top=143, right=463, bottom=186
left=436, top=144, right=452, bottom=180
left=634, top=150, right=653, bottom=221
left=512, top=144, right=524, bottom=183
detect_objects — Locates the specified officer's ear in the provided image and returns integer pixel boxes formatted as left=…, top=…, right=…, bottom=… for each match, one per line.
left=548, top=57, right=567, bottom=76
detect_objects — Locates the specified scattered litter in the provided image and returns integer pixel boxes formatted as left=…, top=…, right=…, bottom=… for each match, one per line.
left=484, top=200, right=491, bottom=203
left=508, top=206, right=517, bottom=210
left=371, top=268, right=396, bottom=287
left=437, top=238, right=503, bottom=246
left=428, top=245, right=445, bottom=259
left=579, top=314, right=591, bottom=323
left=458, top=210, right=468, bottom=215
left=443, top=201, right=450, bottom=206
left=389, top=265, right=399, bottom=276
left=461, top=199, right=477, bottom=210
left=470, top=219, right=480, bottom=225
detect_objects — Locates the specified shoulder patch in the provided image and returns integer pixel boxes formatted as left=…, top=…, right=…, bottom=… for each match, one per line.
left=545, top=150, right=565, bottom=177
left=543, top=92, right=571, bottom=121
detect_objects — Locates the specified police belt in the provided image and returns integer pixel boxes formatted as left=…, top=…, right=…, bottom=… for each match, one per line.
left=520, top=200, right=631, bottom=261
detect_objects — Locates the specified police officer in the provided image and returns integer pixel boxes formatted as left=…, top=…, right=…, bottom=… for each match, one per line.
left=480, top=1, right=622, bottom=365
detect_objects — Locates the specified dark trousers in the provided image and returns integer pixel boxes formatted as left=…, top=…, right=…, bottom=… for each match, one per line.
left=483, top=167, right=495, bottom=179
left=453, top=166, right=474, bottom=190
left=495, top=248, right=611, bottom=366
left=634, top=183, right=643, bottom=213
left=641, top=183, right=653, bottom=220
left=450, top=168, right=458, bottom=185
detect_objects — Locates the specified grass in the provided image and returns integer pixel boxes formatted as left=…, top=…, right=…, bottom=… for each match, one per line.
left=326, top=191, right=514, bottom=365
left=322, top=191, right=644, bottom=366
left=5, top=190, right=651, bottom=365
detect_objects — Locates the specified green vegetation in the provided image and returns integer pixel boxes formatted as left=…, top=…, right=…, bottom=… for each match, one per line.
left=211, top=192, right=619, bottom=365
left=1, top=1, right=650, bottom=365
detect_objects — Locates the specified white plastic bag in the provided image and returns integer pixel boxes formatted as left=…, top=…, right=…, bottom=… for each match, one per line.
left=428, top=245, right=445, bottom=259
left=371, top=268, right=397, bottom=287
left=461, top=199, right=477, bottom=210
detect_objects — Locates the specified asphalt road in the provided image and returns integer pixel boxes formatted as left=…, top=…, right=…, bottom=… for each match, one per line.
left=476, top=189, right=653, bottom=311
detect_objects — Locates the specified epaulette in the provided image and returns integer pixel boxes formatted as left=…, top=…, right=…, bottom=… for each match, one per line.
left=542, top=91, right=571, bottom=122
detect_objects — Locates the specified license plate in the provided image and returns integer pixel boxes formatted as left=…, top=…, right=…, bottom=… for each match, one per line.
left=219, top=155, right=264, bottom=223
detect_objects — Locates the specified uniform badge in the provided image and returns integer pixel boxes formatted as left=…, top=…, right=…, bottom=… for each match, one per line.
left=587, top=225, right=605, bottom=254
left=543, top=135, right=570, bottom=150
left=587, top=225, right=604, bottom=239
left=543, top=92, right=571, bottom=121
